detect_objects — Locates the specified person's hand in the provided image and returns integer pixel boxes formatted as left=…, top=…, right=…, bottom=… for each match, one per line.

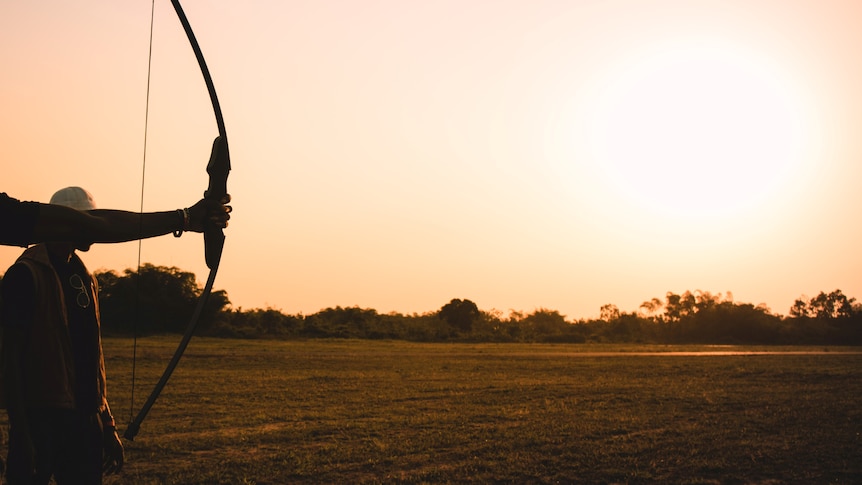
left=103, top=428, right=124, bottom=475
left=186, top=194, right=232, bottom=233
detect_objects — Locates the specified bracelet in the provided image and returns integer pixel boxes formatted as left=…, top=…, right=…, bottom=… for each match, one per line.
left=173, top=209, right=185, bottom=237
left=172, top=208, right=190, bottom=237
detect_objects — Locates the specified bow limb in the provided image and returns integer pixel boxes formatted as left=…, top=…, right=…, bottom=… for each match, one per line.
left=124, top=0, right=230, bottom=441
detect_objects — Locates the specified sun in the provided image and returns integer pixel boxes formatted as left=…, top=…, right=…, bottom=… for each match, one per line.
left=588, top=40, right=810, bottom=222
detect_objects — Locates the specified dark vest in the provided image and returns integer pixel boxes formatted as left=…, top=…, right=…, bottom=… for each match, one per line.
left=8, top=245, right=107, bottom=412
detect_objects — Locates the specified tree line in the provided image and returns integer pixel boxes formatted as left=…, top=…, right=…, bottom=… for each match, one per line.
left=3, top=264, right=860, bottom=345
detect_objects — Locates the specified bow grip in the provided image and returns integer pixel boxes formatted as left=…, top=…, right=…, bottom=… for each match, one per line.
left=204, top=136, right=230, bottom=269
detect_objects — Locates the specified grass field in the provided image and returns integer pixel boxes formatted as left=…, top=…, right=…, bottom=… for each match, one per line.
left=7, top=339, right=862, bottom=484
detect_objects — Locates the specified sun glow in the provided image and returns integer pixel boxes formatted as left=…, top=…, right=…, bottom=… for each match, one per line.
left=588, top=41, right=811, bottom=221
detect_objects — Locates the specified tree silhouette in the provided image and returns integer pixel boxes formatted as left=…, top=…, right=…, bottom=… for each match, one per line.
left=438, top=298, right=480, bottom=334
left=96, top=264, right=230, bottom=335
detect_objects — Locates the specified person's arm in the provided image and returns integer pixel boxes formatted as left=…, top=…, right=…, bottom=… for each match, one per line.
left=31, top=196, right=230, bottom=245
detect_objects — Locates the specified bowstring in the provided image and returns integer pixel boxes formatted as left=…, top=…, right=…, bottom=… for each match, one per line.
left=130, top=0, right=157, bottom=428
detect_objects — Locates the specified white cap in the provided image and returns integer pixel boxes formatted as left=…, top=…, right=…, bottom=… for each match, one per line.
left=49, top=186, right=97, bottom=211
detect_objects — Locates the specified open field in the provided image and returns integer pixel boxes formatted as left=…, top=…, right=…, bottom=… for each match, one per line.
left=6, top=339, right=862, bottom=484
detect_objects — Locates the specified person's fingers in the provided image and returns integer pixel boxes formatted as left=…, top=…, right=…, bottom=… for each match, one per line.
left=103, top=456, right=123, bottom=475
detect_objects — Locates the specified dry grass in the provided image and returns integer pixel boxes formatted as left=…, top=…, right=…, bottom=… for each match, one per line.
left=5, top=339, right=861, bottom=484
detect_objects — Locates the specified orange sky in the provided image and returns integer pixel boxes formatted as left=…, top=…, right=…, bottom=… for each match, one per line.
left=2, top=0, right=862, bottom=319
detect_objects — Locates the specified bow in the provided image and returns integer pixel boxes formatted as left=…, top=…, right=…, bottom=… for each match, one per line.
left=124, top=0, right=230, bottom=441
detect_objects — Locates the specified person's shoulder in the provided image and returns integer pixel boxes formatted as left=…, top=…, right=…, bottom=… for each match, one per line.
left=1, top=261, right=35, bottom=297
left=1, top=260, right=37, bottom=328
left=3, top=261, right=34, bottom=283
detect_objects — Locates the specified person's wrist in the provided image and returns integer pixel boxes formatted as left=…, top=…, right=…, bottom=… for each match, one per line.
left=101, top=410, right=116, bottom=429
left=172, top=208, right=190, bottom=237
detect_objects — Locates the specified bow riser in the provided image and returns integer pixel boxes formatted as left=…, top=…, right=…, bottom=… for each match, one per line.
left=205, top=136, right=229, bottom=269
